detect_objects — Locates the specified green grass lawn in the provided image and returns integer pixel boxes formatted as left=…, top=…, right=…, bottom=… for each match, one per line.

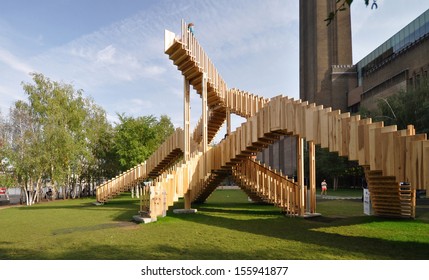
left=0, top=189, right=428, bottom=260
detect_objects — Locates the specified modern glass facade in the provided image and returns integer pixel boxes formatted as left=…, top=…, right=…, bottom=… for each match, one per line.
left=357, top=9, right=429, bottom=85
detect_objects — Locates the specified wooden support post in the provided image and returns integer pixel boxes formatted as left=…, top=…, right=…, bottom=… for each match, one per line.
left=226, top=107, right=231, bottom=136
left=184, top=77, right=191, bottom=209
left=202, top=73, right=208, bottom=154
left=297, top=136, right=305, bottom=216
left=184, top=78, right=190, bottom=162
left=309, top=140, right=316, bottom=213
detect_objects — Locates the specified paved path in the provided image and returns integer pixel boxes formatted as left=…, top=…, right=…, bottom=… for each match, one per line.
left=316, top=194, right=362, bottom=200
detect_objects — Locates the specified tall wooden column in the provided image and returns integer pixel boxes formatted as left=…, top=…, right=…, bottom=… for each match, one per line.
left=226, top=107, right=231, bottom=135
left=309, top=140, right=316, bottom=213
left=202, top=73, right=208, bottom=153
left=184, top=78, right=191, bottom=209
left=184, top=78, right=191, bottom=161
left=296, top=136, right=305, bottom=216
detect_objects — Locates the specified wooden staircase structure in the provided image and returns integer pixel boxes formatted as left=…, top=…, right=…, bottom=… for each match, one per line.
left=96, top=20, right=429, bottom=221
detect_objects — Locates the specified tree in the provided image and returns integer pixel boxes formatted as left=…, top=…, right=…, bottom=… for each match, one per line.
left=5, top=100, right=46, bottom=205
left=365, top=81, right=429, bottom=134
left=0, top=111, right=16, bottom=200
left=2, top=73, right=112, bottom=202
left=113, top=114, right=174, bottom=171
left=308, top=146, right=363, bottom=190
left=80, top=100, right=118, bottom=195
left=325, top=0, right=378, bottom=25
left=21, top=73, right=90, bottom=199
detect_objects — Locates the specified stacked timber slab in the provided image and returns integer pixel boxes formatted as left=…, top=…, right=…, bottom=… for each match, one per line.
left=364, top=167, right=415, bottom=218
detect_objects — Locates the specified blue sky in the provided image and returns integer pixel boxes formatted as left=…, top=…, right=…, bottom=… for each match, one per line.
left=1, top=0, right=429, bottom=140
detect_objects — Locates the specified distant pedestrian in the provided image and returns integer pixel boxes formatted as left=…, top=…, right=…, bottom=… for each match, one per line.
left=188, top=23, right=194, bottom=35
left=321, top=179, right=327, bottom=196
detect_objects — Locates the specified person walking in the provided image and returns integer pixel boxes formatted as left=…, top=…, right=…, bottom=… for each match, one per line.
left=321, top=179, right=328, bottom=196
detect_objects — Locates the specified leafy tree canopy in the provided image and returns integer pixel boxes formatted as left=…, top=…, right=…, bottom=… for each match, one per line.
left=113, top=114, right=174, bottom=171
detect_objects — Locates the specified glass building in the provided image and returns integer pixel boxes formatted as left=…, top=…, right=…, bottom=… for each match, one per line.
left=357, top=9, right=429, bottom=86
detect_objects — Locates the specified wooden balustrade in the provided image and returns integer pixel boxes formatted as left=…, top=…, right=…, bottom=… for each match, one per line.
left=96, top=128, right=186, bottom=203
left=232, top=159, right=300, bottom=216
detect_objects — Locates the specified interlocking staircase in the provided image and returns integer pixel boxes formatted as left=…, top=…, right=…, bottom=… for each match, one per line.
left=96, top=21, right=429, bottom=220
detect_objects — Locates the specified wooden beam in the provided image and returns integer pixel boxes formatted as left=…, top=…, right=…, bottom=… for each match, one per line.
left=309, top=140, right=316, bottom=214
left=297, top=136, right=305, bottom=216
left=184, top=78, right=190, bottom=162
left=184, top=77, right=191, bottom=210
left=226, top=107, right=231, bottom=135
left=202, top=73, right=208, bottom=154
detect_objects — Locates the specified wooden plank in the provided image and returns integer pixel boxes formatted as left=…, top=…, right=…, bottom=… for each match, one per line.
left=205, top=147, right=212, bottom=173
left=370, top=125, right=395, bottom=171
left=305, top=104, right=320, bottom=142
left=257, top=106, right=265, bottom=138
left=263, top=103, right=270, bottom=135
left=230, top=130, right=236, bottom=161
left=269, top=96, right=282, bottom=131
left=357, top=118, right=374, bottom=166
left=405, top=134, right=427, bottom=185
left=238, top=125, right=245, bottom=155
left=423, top=141, right=429, bottom=193
left=280, top=97, right=293, bottom=132
left=297, top=101, right=308, bottom=137
left=411, top=140, right=424, bottom=190
left=244, top=117, right=252, bottom=149
left=394, top=128, right=414, bottom=183
left=250, top=115, right=258, bottom=144
left=286, top=100, right=295, bottom=134
left=380, top=126, right=398, bottom=177
left=319, top=108, right=331, bottom=149
left=338, top=112, right=351, bottom=157
left=311, top=105, right=325, bottom=146
left=293, top=101, right=302, bottom=136
left=328, top=110, right=341, bottom=153
left=347, top=115, right=360, bottom=161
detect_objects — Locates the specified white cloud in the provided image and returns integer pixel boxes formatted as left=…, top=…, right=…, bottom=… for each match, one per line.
left=0, top=48, right=34, bottom=74
left=96, top=45, right=116, bottom=63
left=130, top=98, right=153, bottom=109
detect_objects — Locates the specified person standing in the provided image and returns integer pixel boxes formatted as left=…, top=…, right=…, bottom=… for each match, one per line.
left=188, top=23, right=194, bottom=35
left=321, top=179, right=328, bottom=196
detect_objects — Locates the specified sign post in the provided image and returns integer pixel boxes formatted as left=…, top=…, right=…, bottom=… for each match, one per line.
left=363, top=189, right=371, bottom=215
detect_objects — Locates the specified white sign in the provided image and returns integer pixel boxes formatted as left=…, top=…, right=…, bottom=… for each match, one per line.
left=363, top=189, right=371, bottom=215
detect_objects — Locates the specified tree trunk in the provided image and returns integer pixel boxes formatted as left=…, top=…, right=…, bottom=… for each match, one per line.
left=52, top=182, right=58, bottom=200
left=26, top=180, right=33, bottom=206
left=62, top=183, right=66, bottom=199
left=78, top=178, right=83, bottom=198
left=33, top=177, right=42, bottom=204
left=333, top=176, right=339, bottom=191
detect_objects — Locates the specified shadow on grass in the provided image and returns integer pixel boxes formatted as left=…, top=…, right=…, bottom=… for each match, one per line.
left=174, top=211, right=429, bottom=259
left=51, top=222, right=139, bottom=236
left=0, top=242, right=283, bottom=260
left=196, top=204, right=281, bottom=216
left=167, top=196, right=429, bottom=260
